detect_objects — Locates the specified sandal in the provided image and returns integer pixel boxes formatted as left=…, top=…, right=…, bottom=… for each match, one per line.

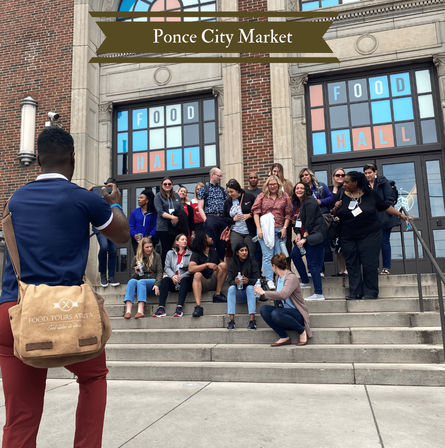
left=379, top=268, right=390, bottom=275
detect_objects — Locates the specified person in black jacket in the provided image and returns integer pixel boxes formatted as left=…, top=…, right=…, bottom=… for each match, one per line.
left=363, top=163, right=400, bottom=275
left=290, top=182, right=328, bottom=301
left=177, top=185, right=195, bottom=245
left=223, top=179, right=257, bottom=256
left=226, top=242, right=261, bottom=330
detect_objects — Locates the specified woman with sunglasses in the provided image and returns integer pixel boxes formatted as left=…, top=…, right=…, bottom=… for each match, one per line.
left=154, top=177, right=184, bottom=265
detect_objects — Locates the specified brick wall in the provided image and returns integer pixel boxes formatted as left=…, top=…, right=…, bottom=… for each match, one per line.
left=239, top=0, right=274, bottom=186
left=0, top=0, right=74, bottom=212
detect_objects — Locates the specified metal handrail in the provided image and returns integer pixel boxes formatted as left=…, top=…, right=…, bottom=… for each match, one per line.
left=400, top=207, right=445, bottom=360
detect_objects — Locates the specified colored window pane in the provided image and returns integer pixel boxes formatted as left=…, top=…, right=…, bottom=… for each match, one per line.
left=117, top=111, right=128, bottom=131
left=352, top=127, right=373, bottom=151
left=301, top=1, right=319, bottom=11
left=321, top=0, right=338, bottom=7
left=350, top=103, right=370, bottom=127
left=418, top=94, right=434, bottom=118
left=133, top=109, right=147, bottom=129
left=184, top=124, right=199, bottom=146
left=149, top=151, right=165, bottom=172
left=328, top=81, right=347, bottom=104
left=184, top=146, right=200, bottom=168
left=421, top=119, right=437, bottom=144
left=312, top=132, right=326, bottom=155
left=394, top=122, right=416, bottom=147
left=203, top=99, right=215, bottom=121
left=309, top=85, right=323, bottom=107
left=329, top=105, right=349, bottom=129
left=331, top=129, right=351, bottom=153
left=166, top=126, right=182, bottom=148
left=373, top=125, right=394, bottom=149
left=426, top=160, right=445, bottom=217
left=117, top=133, right=128, bottom=153
left=415, top=70, right=432, bottom=93
left=183, top=102, right=199, bottom=123
left=393, top=97, right=413, bottom=122
left=166, top=104, right=181, bottom=126
left=369, top=76, right=389, bottom=99
left=133, top=130, right=148, bottom=151
left=149, top=128, right=164, bottom=150
left=204, top=122, right=216, bottom=144
left=371, top=100, right=392, bottom=124
left=348, top=79, right=368, bottom=103
left=149, top=106, right=164, bottom=128
left=205, top=144, right=217, bottom=166
left=390, top=73, right=411, bottom=97
left=166, top=149, right=183, bottom=170
left=311, top=108, right=325, bottom=131
left=132, top=153, right=147, bottom=173
left=120, top=0, right=137, bottom=10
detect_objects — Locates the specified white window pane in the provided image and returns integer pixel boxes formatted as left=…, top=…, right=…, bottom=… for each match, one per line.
left=415, top=70, right=432, bottom=94
left=433, top=230, right=445, bottom=257
left=166, top=126, right=182, bottom=148
left=149, top=128, right=164, bottom=150
left=418, top=95, right=434, bottom=119
left=149, top=106, right=164, bottom=128
left=205, top=145, right=217, bottom=166
left=166, top=104, right=181, bottom=125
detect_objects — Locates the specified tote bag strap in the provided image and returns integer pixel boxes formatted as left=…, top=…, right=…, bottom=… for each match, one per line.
left=2, top=198, right=21, bottom=280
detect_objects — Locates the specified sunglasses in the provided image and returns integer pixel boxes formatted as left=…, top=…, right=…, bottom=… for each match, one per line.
left=163, top=182, right=172, bottom=186
left=334, top=174, right=345, bottom=178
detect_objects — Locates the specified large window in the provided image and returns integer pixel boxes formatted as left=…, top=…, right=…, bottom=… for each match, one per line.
left=114, top=95, right=218, bottom=177
left=118, top=0, right=216, bottom=21
left=307, top=65, right=440, bottom=157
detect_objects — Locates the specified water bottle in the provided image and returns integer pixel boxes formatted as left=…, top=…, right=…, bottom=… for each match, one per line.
left=254, top=279, right=261, bottom=299
left=137, top=261, right=144, bottom=277
left=299, top=246, right=306, bottom=256
left=279, top=238, right=289, bottom=257
left=237, top=272, right=243, bottom=290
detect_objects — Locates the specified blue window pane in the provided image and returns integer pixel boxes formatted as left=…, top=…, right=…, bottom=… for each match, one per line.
left=117, top=111, right=128, bottom=132
left=301, top=1, right=319, bottom=10
left=134, top=1, right=149, bottom=11
left=132, top=109, right=147, bottom=129
left=184, top=147, right=200, bottom=169
left=312, top=132, right=326, bottom=155
left=119, top=0, right=137, bottom=11
left=321, top=0, right=339, bottom=6
left=369, top=76, right=389, bottom=99
left=331, top=129, right=351, bottom=153
left=393, top=97, right=414, bottom=122
left=133, top=130, right=148, bottom=151
left=117, top=133, right=128, bottom=153
left=421, top=119, right=438, bottom=144
left=167, top=149, right=183, bottom=171
left=328, top=81, right=347, bottom=105
left=371, top=100, right=392, bottom=124
left=390, top=73, right=411, bottom=97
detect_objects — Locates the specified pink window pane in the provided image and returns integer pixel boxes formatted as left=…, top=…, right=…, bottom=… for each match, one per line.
left=150, top=0, right=182, bottom=22
left=311, top=108, right=325, bottom=131
left=309, top=85, right=323, bottom=108
left=373, top=125, right=394, bottom=149
left=352, top=127, right=373, bottom=151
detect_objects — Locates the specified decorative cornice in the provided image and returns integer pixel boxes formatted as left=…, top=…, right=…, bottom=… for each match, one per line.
left=98, top=102, right=113, bottom=113
left=289, top=73, right=308, bottom=95
left=433, top=53, right=445, bottom=67
left=212, top=86, right=224, bottom=105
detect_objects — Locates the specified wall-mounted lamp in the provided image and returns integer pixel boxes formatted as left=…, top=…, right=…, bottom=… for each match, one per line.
left=19, top=96, right=38, bottom=166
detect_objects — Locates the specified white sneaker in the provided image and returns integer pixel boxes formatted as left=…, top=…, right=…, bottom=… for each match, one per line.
left=320, top=273, right=325, bottom=278
left=300, top=282, right=311, bottom=289
left=267, top=280, right=276, bottom=290
left=305, top=294, right=325, bottom=301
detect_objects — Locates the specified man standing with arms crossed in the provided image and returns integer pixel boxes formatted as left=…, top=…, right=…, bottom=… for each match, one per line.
left=0, top=127, right=129, bottom=447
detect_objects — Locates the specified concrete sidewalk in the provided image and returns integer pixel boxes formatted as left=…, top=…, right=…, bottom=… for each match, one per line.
left=0, top=379, right=444, bottom=447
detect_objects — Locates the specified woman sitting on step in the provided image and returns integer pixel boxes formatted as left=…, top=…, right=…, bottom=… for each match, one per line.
left=152, top=234, right=194, bottom=318
left=123, top=237, right=162, bottom=319
left=254, top=253, right=312, bottom=346
left=226, top=242, right=261, bottom=330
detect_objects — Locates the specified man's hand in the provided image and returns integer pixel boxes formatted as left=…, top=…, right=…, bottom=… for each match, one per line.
left=102, top=183, right=121, bottom=206
left=153, top=285, right=160, bottom=295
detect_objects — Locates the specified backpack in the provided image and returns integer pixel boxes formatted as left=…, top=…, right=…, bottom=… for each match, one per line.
left=389, top=181, right=399, bottom=206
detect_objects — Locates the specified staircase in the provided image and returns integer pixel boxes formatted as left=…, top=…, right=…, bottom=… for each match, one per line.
left=49, top=274, right=445, bottom=386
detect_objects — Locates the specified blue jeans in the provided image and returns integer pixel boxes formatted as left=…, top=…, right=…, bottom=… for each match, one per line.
left=290, top=244, right=309, bottom=284
left=95, top=231, right=117, bottom=278
left=259, top=228, right=285, bottom=281
left=381, top=228, right=392, bottom=269
left=305, top=242, right=325, bottom=294
left=227, top=285, right=257, bottom=315
left=260, top=305, right=305, bottom=338
left=123, top=278, right=156, bottom=303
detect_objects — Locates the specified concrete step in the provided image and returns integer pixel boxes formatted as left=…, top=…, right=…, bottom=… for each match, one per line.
left=108, top=327, right=443, bottom=345
left=104, top=343, right=443, bottom=364
left=109, top=312, right=441, bottom=330
left=47, top=361, right=445, bottom=386
left=104, top=297, right=439, bottom=318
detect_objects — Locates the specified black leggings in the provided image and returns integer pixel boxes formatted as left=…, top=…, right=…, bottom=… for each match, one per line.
left=158, top=276, right=193, bottom=308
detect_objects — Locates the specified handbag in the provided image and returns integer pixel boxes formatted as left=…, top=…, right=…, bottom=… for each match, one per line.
left=2, top=201, right=112, bottom=369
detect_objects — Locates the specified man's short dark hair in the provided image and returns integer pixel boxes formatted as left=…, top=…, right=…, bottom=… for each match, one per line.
left=37, top=127, right=74, bottom=167
left=363, top=163, right=377, bottom=172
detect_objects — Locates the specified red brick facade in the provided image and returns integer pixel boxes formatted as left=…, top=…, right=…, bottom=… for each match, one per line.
left=239, top=0, right=274, bottom=185
left=0, top=1, right=74, bottom=211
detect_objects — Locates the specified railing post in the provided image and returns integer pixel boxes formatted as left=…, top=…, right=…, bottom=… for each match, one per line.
left=412, top=225, right=424, bottom=312
left=399, top=224, right=407, bottom=274
left=436, top=274, right=445, bottom=361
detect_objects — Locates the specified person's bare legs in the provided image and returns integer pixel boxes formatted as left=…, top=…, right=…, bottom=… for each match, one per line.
left=215, top=262, right=227, bottom=295
left=192, top=272, right=204, bottom=305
